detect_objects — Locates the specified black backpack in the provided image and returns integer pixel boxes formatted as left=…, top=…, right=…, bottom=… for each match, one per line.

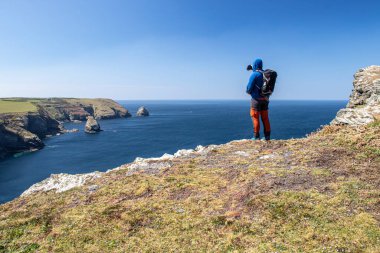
left=259, top=69, right=277, bottom=97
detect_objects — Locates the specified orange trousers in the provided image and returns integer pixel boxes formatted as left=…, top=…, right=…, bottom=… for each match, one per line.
left=250, top=108, right=271, bottom=139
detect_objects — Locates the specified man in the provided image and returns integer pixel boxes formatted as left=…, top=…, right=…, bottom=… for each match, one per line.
left=246, top=58, right=271, bottom=141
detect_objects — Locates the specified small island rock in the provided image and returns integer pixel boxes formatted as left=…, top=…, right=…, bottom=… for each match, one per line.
left=136, top=106, right=149, bottom=117
left=85, top=116, right=101, bottom=134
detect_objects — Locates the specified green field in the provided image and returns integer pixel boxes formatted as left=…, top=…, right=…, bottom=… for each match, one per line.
left=0, top=99, right=38, bottom=114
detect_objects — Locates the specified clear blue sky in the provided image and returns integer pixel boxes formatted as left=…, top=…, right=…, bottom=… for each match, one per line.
left=0, top=0, right=379, bottom=100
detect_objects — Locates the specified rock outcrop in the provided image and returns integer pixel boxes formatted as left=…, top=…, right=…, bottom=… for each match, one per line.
left=89, top=99, right=131, bottom=119
left=0, top=112, right=63, bottom=159
left=21, top=144, right=218, bottom=195
left=136, top=106, right=149, bottom=116
left=332, top=65, right=380, bottom=125
left=85, top=116, right=101, bottom=134
left=38, top=98, right=132, bottom=121
left=21, top=172, right=102, bottom=196
left=0, top=124, right=44, bottom=159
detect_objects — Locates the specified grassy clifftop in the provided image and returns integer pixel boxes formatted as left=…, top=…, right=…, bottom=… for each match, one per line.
left=1, top=122, right=379, bottom=252
left=0, top=99, right=38, bottom=114
left=0, top=98, right=131, bottom=120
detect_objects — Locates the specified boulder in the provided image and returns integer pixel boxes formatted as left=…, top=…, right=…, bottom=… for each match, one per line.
left=136, top=106, right=149, bottom=117
left=85, top=116, right=102, bottom=134
left=332, top=65, right=380, bottom=125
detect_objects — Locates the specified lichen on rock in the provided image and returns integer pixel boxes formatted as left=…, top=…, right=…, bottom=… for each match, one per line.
left=332, top=65, right=380, bottom=125
left=21, top=172, right=102, bottom=196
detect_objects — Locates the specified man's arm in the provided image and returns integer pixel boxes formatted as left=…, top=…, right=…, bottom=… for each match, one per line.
left=246, top=73, right=255, bottom=94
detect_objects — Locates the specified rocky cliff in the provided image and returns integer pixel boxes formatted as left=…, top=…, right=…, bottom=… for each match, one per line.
left=0, top=69, right=379, bottom=252
left=37, top=98, right=131, bottom=121
left=0, top=110, right=62, bottom=159
left=332, top=65, right=380, bottom=125
left=0, top=98, right=131, bottom=159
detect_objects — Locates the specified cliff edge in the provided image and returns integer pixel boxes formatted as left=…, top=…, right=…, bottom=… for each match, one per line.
left=0, top=69, right=379, bottom=252
left=332, top=65, right=380, bottom=125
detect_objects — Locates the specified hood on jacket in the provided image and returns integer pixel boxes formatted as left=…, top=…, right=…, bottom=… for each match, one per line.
left=253, top=59, right=263, bottom=70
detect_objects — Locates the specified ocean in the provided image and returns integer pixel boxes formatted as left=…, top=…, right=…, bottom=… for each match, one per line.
left=0, top=100, right=346, bottom=203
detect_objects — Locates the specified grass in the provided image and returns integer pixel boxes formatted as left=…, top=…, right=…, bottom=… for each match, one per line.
left=321, top=121, right=380, bottom=162
left=0, top=97, right=128, bottom=121
left=0, top=99, right=37, bottom=114
left=0, top=123, right=379, bottom=252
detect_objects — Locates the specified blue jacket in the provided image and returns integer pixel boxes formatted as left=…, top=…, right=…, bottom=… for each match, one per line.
left=246, top=59, right=264, bottom=99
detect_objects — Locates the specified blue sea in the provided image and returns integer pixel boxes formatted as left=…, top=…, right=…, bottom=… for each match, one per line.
left=0, top=100, right=346, bottom=203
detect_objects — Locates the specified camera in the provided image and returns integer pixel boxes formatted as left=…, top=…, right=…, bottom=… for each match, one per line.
left=246, top=64, right=253, bottom=71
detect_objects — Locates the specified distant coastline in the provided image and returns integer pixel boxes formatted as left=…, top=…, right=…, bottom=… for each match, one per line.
left=0, top=98, right=131, bottom=159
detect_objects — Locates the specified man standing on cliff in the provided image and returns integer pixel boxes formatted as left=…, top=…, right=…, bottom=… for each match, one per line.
left=246, top=58, right=271, bottom=141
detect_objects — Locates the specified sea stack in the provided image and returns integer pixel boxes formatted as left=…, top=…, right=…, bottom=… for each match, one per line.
left=85, top=116, right=101, bottom=134
left=136, top=106, right=149, bottom=116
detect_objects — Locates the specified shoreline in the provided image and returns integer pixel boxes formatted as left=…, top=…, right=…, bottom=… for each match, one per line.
left=0, top=98, right=131, bottom=159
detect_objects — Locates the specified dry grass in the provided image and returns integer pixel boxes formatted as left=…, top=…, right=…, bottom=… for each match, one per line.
left=0, top=122, right=379, bottom=252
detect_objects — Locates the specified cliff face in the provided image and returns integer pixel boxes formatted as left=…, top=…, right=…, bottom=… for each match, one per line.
left=0, top=111, right=62, bottom=159
left=0, top=70, right=379, bottom=252
left=332, top=65, right=380, bottom=125
left=37, top=98, right=131, bottom=121
left=0, top=123, right=43, bottom=159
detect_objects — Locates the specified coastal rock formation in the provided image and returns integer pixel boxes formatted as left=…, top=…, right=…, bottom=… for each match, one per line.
left=0, top=112, right=63, bottom=159
left=332, top=65, right=380, bottom=125
left=39, top=98, right=131, bottom=121
left=68, top=108, right=91, bottom=121
left=63, top=128, right=79, bottom=133
left=89, top=99, right=131, bottom=119
left=85, top=116, right=101, bottom=133
left=136, top=106, right=149, bottom=116
left=21, top=172, right=102, bottom=196
left=0, top=124, right=43, bottom=159
left=64, top=98, right=131, bottom=120
left=0, top=98, right=130, bottom=159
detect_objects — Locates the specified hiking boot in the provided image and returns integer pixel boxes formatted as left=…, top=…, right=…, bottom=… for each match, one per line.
left=251, top=137, right=261, bottom=141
